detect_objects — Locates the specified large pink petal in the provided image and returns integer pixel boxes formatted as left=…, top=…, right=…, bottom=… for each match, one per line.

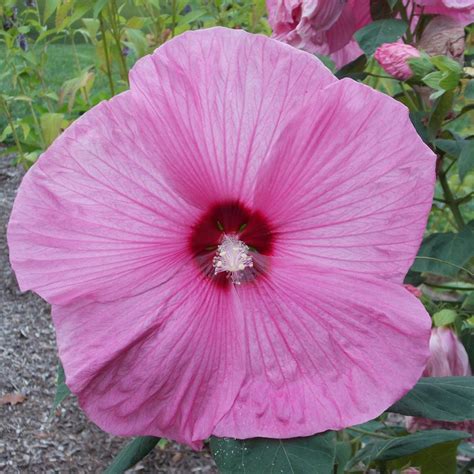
left=8, top=92, right=195, bottom=305
left=53, top=263, right=245, bottom=448
left=213, top=259, right=431, bottom=439
left=254, top=79, right=436, bottom=282
left=129, top=27, right=336, bottom=207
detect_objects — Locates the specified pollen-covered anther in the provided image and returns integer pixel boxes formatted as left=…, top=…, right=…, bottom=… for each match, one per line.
left=213, top=235, right=253, bottom=284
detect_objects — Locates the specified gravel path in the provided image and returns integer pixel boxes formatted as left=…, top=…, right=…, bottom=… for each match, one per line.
left=0, top=153, right=217, bottom=473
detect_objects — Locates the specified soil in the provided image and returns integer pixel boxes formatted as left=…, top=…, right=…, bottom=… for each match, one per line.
left=0, top=152, right=217, bottom=473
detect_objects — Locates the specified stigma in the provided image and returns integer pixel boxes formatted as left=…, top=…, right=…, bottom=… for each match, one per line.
left=213, top=235, right=253, bottom=284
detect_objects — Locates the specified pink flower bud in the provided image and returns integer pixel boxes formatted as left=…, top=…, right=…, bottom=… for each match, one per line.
left=374, top=43, right=421, bottom=80
left=404, top=284, right=422, bottom=298
left=423, top=327, right=471, bottom=377
left=406, top=327, right=473, bottom=439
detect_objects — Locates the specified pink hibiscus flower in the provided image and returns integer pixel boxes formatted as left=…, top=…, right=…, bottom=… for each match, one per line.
left=266, top=0, right=371, bottom=67
left=415, top=0, right=474, bottom=25
left=407, top=327, right=473, bottom=438
left=8, top=28, right=436, bottom=448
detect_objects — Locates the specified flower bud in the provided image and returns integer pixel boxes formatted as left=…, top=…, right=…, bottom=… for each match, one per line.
left=374, top=43, right=421, bottom=80
left=404, top=284, right=422, bottom=298
left=423, top=327, right=471, bottom=377
left=17, top=34, right=28, bottom=52
left=406, top=327, right=473, bottom=439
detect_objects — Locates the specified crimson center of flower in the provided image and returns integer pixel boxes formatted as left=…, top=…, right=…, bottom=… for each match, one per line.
left=189, top=201, right=273, bottom=287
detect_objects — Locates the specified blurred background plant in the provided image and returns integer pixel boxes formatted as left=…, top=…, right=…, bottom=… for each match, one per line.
left=0, top=0, right=269, bottom=166
left=1, top=1, right=473, bottom=472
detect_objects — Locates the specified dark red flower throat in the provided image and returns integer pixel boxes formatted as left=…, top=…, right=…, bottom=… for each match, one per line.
left=189, top=201, right=274, bottom=287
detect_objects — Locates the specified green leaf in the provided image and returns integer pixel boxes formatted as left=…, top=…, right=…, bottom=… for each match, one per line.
left=423, top=71, right=444, bottom=90
left=354, top=19, right=408, bottom=56
left=434, top=138, right=464, bottom=158
left=412, top=227, right=474, bottom=277
left=347, top=430, right=471, bottom=469
left=315, top=54, right=336, bottom=72
left=462, top=292, right=474, bottom=312
left=439, top=71, right=461, bottom=91
left=408, top=55, right=435, bottom=78
left=428, top=90, right=454, bottom=140
left=176, top=9, right=206, bottom=27
left=389, top=377, right=474, bottom=421
left=125, top=28, right=148, bottom=58
left=211, top=432, right=336, bottom=474
left=104, top=437, right=160, bottom=474
left=82, top=18, right=100, bottom=42
left=410, top=111, right=430, bottom=144
left=40, top=113, right=67, bottom=146
left=49, top=363, right=71, bottom=418
left=433, top=309, right=458, bottom=327
left=370, top=0, right=393, bottom=20
left=464, top=80, right=474, bottom=99
left=387, top=440, right=462, bottom=474
left=335, top=441, right=352, bottom=474
left=335, top=54, right=367, bottom=79
left=461, top=332, right=474, bottom=368
left=430, top=55, right=463, bottom=74
left=459, top=140, right=474, bottom=181
left=43, top=0, right=60, bottom=23
left=93, top=0, right=109, bottom=18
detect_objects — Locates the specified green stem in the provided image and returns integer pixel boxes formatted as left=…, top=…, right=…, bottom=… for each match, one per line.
left=415, top=257, right=474, bottom=277
left=171, top=0, right=177, bottom=37
left=99, top=14, right=115, bottom=96
left=365, top=72, right=398, bottom=80
left=71, top=33, right=90, bottom=104
left=398, top=3, right=413, bottom=43
left=456, top=192, right=474, bottom=205
left=0, top=97, right=25, bottom=161
left=109, top=0, right=129, bottom=83
left=401, top=83, right=418, bottom=111
left=438, top=170, right=466, bottom=230
left=11, top=63, right=46, bottom=149
left=34, top=0, right=42, bottom=24
left=348, top=427, right=394, bottom=439
left=425, top=283, right=474, bottom=291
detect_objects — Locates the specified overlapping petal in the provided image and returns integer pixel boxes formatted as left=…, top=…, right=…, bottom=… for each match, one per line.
left=266, top=0, right=370, bottom=66
left=213, top=260, right=431, bottom=438
left=128, top=27, right=336, bottom=206
left=8, top=92, right=197, bottom=305
left=254, top=79, right=436, bottom=282
left=53, top=263, right=245, bottom=448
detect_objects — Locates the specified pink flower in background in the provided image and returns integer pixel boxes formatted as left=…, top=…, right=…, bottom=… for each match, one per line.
left=266, top=0, right=371, bottom=67
left=417, top=15, right=466, bottom=60
left=374, top=43, right=421, bottom=80
left=423, top=327, right=471, bottom=377
left=407, top=327, right=473, bottom=438
left=8, top=28, right=436, bottom=448
left=415, top=0, right=474, bottom=25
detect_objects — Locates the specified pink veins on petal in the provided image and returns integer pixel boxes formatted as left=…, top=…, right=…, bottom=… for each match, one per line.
left=7, top=27, right=436, bottom=448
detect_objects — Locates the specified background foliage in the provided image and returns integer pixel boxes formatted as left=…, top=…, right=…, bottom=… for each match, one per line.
left=1, top=0, right=473, bottom=473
